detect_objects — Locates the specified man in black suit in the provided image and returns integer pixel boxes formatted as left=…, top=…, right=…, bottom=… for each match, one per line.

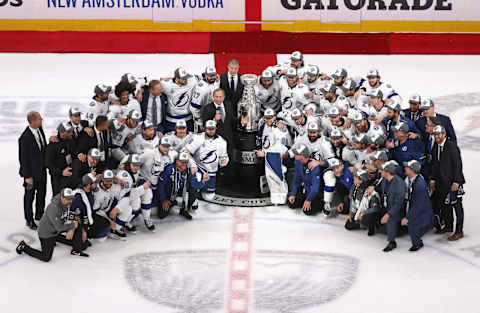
left=76, top=115, right=110, bottom=173
left=402, top=93, right=422, bottom=122
left=219, top=58, right=244, bottom=113
left=139, top=79, right=168, bottom=136
left=416, top=98, right=457, bottom=144
left=18, top=111, right=47, bottom=230
left=430, top=125, right=466, bottom=241
left=67, top=107, right=92, bottom=148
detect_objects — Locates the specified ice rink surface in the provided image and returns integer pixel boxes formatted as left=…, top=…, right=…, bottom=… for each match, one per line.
left=0, top=53, right=479, bottom=313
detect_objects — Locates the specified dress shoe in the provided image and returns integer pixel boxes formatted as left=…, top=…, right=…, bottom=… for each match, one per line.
left=16, top=240, right=26, bottom=254
left=367, top=227, right=375, bottom=236
left=179, top=209, right=193, bottom=220
left=71, top=250, right=89, bottom=257
left=448, top=232, right=464, bottom=241
left=409, top=242, right=424, bottom=252
left=26, top=221, right=37, bottom=231
left=436, top=227, right=453, bottom=234
left=383, top=241, right=397, bottom=252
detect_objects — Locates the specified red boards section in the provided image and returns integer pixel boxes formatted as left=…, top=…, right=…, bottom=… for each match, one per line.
left=214, top=53, right=277, bottom=75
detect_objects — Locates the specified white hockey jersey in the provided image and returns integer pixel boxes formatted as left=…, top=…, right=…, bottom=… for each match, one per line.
left=255, top=80, right=281, bottom=113
left=86, top=97, right=109, bottom=126
left=140, top=148, right=178, bottom=186
left=190, top=79, right=219, bottom=122
left=278, top=78, right=311, bottom=112
left=289, top=134, right=335, bottom=161
left=258, top=123, right=291, bottom=154
left=342, top=147, right=369, bottom=170
left=108, top=100, right=141, bottom=120
left=162, top=131, right=193, bottom=152
left=128, top=133, right=160, bottom=155
left=92, top=184, right=123, bottom=214
left=184, top=133, right=228, bottom=174
left=161, top=77, right=198, bottom=123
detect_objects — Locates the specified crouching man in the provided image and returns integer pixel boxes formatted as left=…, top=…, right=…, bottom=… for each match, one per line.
left=16, top=188, right=82, bottom=261
left=344, top=170, right=382, bottom=236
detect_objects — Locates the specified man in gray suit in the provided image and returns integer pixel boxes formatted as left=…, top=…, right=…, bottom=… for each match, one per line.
left=379, top=160, right=406, bottom=252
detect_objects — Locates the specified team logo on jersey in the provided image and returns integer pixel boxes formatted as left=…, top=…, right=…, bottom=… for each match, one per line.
left=200, top=150, right=218, bottom=165
left=174, top=91, right=191, bottom=108
left=282, top=96, right=293, bottom=110
left=262, top=137, right=271, bottom=149
left=402, top=146, right=408, bottom=151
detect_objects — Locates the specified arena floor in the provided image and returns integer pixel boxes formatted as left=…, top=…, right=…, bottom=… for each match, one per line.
left=1, top=53, right=479, bottom=313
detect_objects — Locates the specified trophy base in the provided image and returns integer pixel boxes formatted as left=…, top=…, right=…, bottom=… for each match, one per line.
left=211, top=130, right=271, bottom=207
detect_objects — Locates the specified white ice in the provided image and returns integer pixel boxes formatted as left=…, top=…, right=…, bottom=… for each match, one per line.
left=0, top=53, right=479, bottom=313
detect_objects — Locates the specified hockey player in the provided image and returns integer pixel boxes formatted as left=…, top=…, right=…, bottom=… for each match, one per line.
left=86, top=84, right=111, bottom=125
left=288, top=121, right=335, bottom=166
left=329, top=128, right=349, bottom=161
left=157, top=152, right=192, bottom=220
left=162, top=119, right=193, bottom=153
left=323, top=158, right=354, bottom=217
left=184, top=120, right=228, bottom=203
left=287, top=108, right=320, bottom=139
left=304, top=65, right=328, bottom=93
left=344, top=169, right=382, bottom=236
left=331, top=68, right=348, bottom=88
left=318, top=81, right=348, bottom=115
left=288, top=145, right=323, bottom=216
left=269, top=51, right=308, bottom=80
left=254, top=109, right=291, bottom=204
left=402, top=160, right=433, bottom=251
left=255, top=70, right=281, bottom=114
left=384, top=101, right=420, bottom=140
left=120, top=154, right=154, bottom=232
left=110, top=110, right=142, bottom=164
left=351, top=110, right=387, bottom=140
left=342, top=133, right=370, bottom=170
left=277, top=68, right=311, bottom=114
left=190, top=66, right=220, bottom=132
left=368, top=89, right=389, bottom=125
left=403, top=93, right=422, bottom=122
left=356, top=69, right=400, bottom=105
left=88, top=170, right=115, bottom=239
left=161, top=67, right=198, bottom=132
left=128, top=120, right=159, bottom=155
left=109, top=81, right=141, bottom=120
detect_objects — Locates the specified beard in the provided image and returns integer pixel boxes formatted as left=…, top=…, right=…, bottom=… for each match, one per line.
left=308, top=135, right=318, bottom=142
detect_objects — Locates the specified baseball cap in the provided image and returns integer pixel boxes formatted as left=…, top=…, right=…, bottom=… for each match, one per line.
left=69, top=107, right=82, bottom=116
left=354, top=169, right=369, bottom=182
left=61, top=188, right=75, bottom=200
left=174, top=67, right=192, bottom=80
left=328, top=106, right=341, bottom=117
left=307, top=121, right=319, bottom=132
left=352, top=133, right=368, bottom=145
left=387, top=101, right=402, bottom=112
left=57, top=121, right=73, bottom=133
left=368, top=132, right=387, bottom=146
left=291, top=108, right=303, bottom=120
left=82, top=173, right=98, bottom=186
left=304, top=103, right=317, bottom=113
left=286, top=68, right=297, bottom=78
left=327, top=158, right=343, bottom=169
left=178, top=152, right=189, bottom=163
left=290, top=51, right=303, bottom=61
left=142, top=120, right=155, bottom=129
left=205, top=120, right=217, bottom=129
left=128, top=110, right=142, bottom=123
left=370, top=150, right=389, bottom=162
left=94, top=84, right=112, bottom=95
left=393, top=122, right=410, bottom=134
left=109, top=119, right=126, bottom=132
left=88, top=148, right=101, bottom=160
left=261, top=70, right=274, bottom=80
left=204, top=66, right=217, bottom=76
left=175, top=119, right=187, bottom=128
left=320, top=82, right=337, bottom=94
left=264, top=108, right=276, bottom=118
left=350, top=111, right=365, bottom=124
left=160, top=137, right=171, bottom=147
left=330, top=128, right=343, bottom=139
left=404, top=160, right=422, bottom=173
left=332, top=68, right=348, bottom=79
left=409, top=93, right=421, bottom=104
left=121, top=73, right=137, bottom=84
left=420, top=98, right=434, bottom=110
left=306, top=65, right=319, bottom=76
left=128, top=154, right=142, bottom=166
left=102, top=169, right=114, bottom=181
left=432, top=125, right=446, bottom=135
left=292, top=144, right=310, bottom=158
left=381, top=160, right=398, bottom=174
left=366, top=69, right=380, bottom=78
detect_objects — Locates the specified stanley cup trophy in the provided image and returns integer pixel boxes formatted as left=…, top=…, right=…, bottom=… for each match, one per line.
left=230, top=74, right=269, bottom=201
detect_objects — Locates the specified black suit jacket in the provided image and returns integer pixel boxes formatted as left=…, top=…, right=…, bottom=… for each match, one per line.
left=18, top=126, right=47, bottom=179
left=431, top=140, right=465, bottom=194
left=416, top=113, right=457, bottom=144
left=140, top=89, right=168, bottom=133
left=201, top=101, right=237, bottom=154
left=220, top=72, right=244, bottom=111
left=76, top=128, right=111, bottom=163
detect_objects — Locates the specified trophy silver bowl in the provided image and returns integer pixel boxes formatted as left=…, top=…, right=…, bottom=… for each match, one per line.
left=238, top=74, right=261, bottom=132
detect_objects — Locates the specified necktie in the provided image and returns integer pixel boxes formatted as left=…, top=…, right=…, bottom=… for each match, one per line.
left=74, top=126, right=79, bottom=138
left=408, top=178, right=412, bottom=196
left=152, top=96, right=158, bottom=126
left=428, top=137, right=433, bottom=153
left=230, top=76, right=235, bottom=94
left=99, top=132, right=105, bottom=151
left=36, top=129, right=44, bottom=150
left=438, top=145, right=442, bottom=161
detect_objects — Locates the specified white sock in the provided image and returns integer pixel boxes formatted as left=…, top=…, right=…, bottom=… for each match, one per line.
left=142, top=209, right=151, bottom=221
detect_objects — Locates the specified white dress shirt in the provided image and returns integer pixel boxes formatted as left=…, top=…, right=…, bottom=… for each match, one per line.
left=228, top=73, right=238, bottom=92
left=29, top=126, right=44, bottom=150
left=146, top=94, right=162, bottom=125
